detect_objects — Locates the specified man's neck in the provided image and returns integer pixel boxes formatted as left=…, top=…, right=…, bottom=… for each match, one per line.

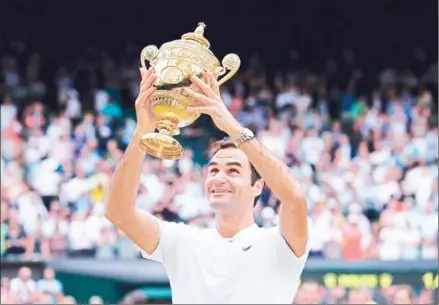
left=215, top=211, right=255, bottom=238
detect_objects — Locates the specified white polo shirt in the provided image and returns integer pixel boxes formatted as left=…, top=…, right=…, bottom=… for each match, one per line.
left=141, top=221, right=309, bottom=304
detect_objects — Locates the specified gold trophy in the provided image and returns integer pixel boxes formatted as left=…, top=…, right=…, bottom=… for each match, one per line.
left=139, top=22, right=240, bottom=160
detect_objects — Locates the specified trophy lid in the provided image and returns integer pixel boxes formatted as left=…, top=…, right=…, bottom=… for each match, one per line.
left=181, top=22, right=211, bottom=48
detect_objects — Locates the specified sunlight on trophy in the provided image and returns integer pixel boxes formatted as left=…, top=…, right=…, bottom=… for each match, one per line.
left=139, top=22, right=240, bottom=160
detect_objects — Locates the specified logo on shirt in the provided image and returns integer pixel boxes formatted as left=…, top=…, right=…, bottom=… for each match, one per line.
left=242, top=245, right=252, bottom=252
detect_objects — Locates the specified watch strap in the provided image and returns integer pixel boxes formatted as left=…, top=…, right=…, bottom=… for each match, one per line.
left=233, top=128, right=255, bottom=147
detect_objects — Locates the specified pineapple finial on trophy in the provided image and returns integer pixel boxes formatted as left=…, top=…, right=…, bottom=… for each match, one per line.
left=195, top=22, right=206, bottom=35
left=181, top=22, right=210, bottom=48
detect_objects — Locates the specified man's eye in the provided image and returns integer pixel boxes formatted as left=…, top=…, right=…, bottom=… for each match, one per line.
left=229, top=168, right=240, bottom=174
left=209, top=168, right=219, bottom=174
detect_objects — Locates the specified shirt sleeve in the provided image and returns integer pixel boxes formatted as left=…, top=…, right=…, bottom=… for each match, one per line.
left=266, top=226, right=310, bottom=271
left=140, top=220, right=197, bottom=268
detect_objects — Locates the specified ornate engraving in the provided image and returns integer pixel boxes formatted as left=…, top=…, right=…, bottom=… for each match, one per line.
left=142, top=45, right=159, bottom=61
left=160, top=66, right=184, bottom=84
left=222, top=53, right=240, bottom=70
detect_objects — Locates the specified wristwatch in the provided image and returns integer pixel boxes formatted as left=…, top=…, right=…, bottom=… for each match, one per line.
left=233, top=128, right=255, bottom=147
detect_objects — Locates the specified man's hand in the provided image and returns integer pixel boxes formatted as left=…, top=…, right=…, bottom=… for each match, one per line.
left=185, top=74, right=308, bottom=258
left=184, top=71, right=242, bottom=137
left=135, top=67, right=158, bottom=133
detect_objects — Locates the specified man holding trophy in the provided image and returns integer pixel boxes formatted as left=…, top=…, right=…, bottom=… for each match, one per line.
left=105, top=23, right=309, bottom=304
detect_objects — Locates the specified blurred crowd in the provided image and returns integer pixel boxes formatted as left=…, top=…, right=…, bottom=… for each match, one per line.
left=1, top=39, right=438, bottom=265
left=1, top=266, right=437, bottom=304
left=0, top=266, right=104, bottom=304
left=293, top=281, right=437, bottom=305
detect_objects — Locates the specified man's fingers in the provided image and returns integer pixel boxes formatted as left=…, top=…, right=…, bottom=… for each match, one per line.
left=190, top=74, right=216, bottom=98
left=136, top=87, right=156, bottom=109
left=184, top=88, right=214, bottom=105
left=205, top=71, right=220, bottom=96
left=186, top=106, right=216, bottom=115
left=139, top=73, right=157, bottom=96
left=143, top=86, right=156, bottom=99
left=140, top=67, right=153, bottom=81
left=140, top=67, right=154, bottom=87
left=202, top=72, right=210, bottom=88
left=143, top=73, right=157, bottom=90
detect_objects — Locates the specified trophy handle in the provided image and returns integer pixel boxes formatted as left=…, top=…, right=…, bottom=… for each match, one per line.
left=217, top=53, right=241, bottom=86
left=140, top=45, right=159, bottom=69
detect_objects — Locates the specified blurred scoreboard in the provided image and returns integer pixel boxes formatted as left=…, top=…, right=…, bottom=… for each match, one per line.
left=301, top=270, right=438, bottom=291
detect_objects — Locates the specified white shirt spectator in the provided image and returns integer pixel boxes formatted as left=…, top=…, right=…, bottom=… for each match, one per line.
left=173, top=181, right=210, bottom=219
left=30, top=158, right=62, bottom=197
left=294, top=93, right=312, bottom=116
left=404, top=166, right=434, bottom=208
left=258, top=132, right=289, bottom=160
left=421, top=210, right=438, bottom=238
left=65, top=88, right=82, bottom=119
left=369, top=148, right=391, bottom=165
left=140, top=173, right=165, bottom=207
left=46, top=121, right=64, bottom=141
left=275, top=89, right=298, bottom=109
left=16, top=192, right=48, bottom=234
left=378, top=225, right=403, bottom=261
left=308, top=215, right=331, bottom=253
left=400, top=226, right=421, bottom=260
left=42, top=217, right=69, bottom=239
left=10, top=277, right=36, bottom=303
left=68, top=217, right=97, bottom=251
left=60, top=176, right=94, bottom=203
left=48, top=139, right=75, bottom=164
left=300, top=136, right=325, bottom=165
left=23, top=134, right=51, bottom=165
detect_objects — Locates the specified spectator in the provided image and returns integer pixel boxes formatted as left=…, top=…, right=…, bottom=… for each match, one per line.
left=9, top=267, right=36, bottom=303
left=346, top=288, right=375, bottom=304
left=4, top=208, right=32, bottom=257
left=89, top=295, right=104, bottom=304
left=392, top=285, right=415, bottom=304
left=40, top=200, right=70, bottom=259
left=1, top=277, right=21, bottom=304
left=59, top=295, right=77, bottom=304
left=293, top=281, right=325, bottom=304
left=36, top=268, right=63, bottom=300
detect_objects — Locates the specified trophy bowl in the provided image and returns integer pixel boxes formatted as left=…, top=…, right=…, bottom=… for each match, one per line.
left=139, top=22, right=240, bottom=160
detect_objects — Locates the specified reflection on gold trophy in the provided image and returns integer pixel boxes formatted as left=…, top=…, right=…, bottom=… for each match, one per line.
left=139, top=22, right=241, bottom=160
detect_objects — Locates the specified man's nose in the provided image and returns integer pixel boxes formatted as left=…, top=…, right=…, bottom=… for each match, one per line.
left=213, top=171, right=227, bottom=182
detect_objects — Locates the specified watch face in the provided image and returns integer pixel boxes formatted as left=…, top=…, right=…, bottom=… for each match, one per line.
left=243, top=128, right=254, bottom=138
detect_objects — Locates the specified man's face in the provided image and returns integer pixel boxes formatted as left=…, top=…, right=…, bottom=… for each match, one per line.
left=43, top=268, right=54, bottom=280
left=393, top=289, right=413, bottom=304
left=19, top=267, right=31, bottom=281
left=347, top=290, right=370, bottom=304
left=296, top=283, right=322, bottom=304
left=205, top=147, right=261, bottom=211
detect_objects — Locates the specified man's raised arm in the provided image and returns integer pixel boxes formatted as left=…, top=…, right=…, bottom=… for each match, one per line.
left=185, top=71, right=308, bottom=258
left=105, top=68, right=160, bottom=255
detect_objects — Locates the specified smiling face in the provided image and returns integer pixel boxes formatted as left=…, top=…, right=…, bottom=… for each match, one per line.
left=205, top=145, right=263, bottom=213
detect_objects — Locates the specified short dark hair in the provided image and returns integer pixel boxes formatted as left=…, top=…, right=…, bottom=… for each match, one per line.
left=210, top=137, right=262, bottom=207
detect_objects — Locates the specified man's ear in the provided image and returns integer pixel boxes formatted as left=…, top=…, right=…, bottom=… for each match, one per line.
left=253, top=179, right=265, bottom=197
